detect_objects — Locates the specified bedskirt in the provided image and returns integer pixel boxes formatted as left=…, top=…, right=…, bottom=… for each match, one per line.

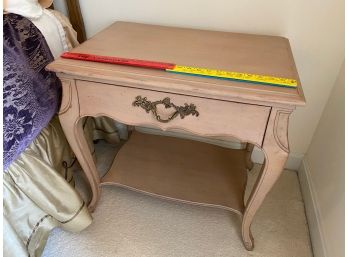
left=3, top=116, right=120, bottom=257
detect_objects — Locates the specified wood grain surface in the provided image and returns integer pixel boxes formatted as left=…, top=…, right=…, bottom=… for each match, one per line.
left=47, top=22, right=305, bottom=107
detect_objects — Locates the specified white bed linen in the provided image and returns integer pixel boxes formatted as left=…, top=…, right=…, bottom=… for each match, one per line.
left=31, top=9, right=68, bottom=58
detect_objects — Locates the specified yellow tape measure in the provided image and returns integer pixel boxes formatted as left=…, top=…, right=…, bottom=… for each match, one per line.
left=166, top=65, right=297, bottom=88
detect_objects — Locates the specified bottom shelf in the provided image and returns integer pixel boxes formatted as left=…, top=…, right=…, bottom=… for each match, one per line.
left=101, top=131, right=248, bottom=215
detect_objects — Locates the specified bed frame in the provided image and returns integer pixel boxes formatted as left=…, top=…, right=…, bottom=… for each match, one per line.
left=53, top=0, right=86, bottom=43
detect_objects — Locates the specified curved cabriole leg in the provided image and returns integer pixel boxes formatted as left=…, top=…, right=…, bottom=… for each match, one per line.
left=58, top=79, right=101, bottom=212
left=245, top=143, right=254, bottom=170
left=242, top=108, right=291, bottom=250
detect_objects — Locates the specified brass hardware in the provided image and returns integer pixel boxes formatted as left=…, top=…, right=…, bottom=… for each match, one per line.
left=132, top=96, right=199, bottom=123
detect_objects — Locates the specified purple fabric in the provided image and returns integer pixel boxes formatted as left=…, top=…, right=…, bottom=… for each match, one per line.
left=3, top=13, right=62, bottom=170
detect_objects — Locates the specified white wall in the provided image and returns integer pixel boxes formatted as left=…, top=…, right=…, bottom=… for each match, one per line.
left=299, top=62, right=344, bottom=257
left=55, top=0, right=344, bottom=161
left=53, top=0, right=68, bottom=17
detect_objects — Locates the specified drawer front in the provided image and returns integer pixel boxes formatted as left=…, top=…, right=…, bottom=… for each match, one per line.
left=76, top=80, right=271, bottom=146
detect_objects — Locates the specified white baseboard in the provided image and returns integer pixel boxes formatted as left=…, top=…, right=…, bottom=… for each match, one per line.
left=298, top=158, right=328, bottom=257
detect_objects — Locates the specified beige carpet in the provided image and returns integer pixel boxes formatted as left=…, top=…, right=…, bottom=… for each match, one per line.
left=42, top=142, right=313, bottom=257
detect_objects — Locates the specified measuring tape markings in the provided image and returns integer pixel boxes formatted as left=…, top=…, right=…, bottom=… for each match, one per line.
left=61, top=52, right=297, bottom=88
left=166, top=70, right=296, bottom=88
left=167, top=65, right=297, bottom=88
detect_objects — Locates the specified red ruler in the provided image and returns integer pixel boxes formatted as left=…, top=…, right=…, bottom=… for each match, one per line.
left=61, top=52, right=297, bottom=88
left=61, top=52, right=175, bottom=70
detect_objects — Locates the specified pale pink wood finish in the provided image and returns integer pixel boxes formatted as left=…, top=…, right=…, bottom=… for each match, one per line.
left=242, top=108, right=290, bottom=250
left=47, top=22, right=305, bottom=108
left=102, top=131, right=248, bottom=215
left=47, top=22, right=305, bottom=250
left=58, top=79, right=101, bottom=211
left=76, top=80, right=271, bottom=147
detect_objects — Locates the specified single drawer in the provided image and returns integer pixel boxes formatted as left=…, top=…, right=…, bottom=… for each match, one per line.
left=76, top=80, right=271, bottom=146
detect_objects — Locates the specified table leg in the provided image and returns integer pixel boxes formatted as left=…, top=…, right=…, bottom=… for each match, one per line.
left=245, top=143, right=254, bottom=170
left=58, top=79, right=101, bottom=212
left=242, top=109, right=291, bottom=250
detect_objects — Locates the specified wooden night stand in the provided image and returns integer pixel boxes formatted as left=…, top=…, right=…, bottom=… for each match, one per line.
left=47, top=22, right=305, bottom=250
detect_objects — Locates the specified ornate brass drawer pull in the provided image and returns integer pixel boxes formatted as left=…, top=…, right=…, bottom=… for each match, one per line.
left=132, top=96, right=199, bottom=123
